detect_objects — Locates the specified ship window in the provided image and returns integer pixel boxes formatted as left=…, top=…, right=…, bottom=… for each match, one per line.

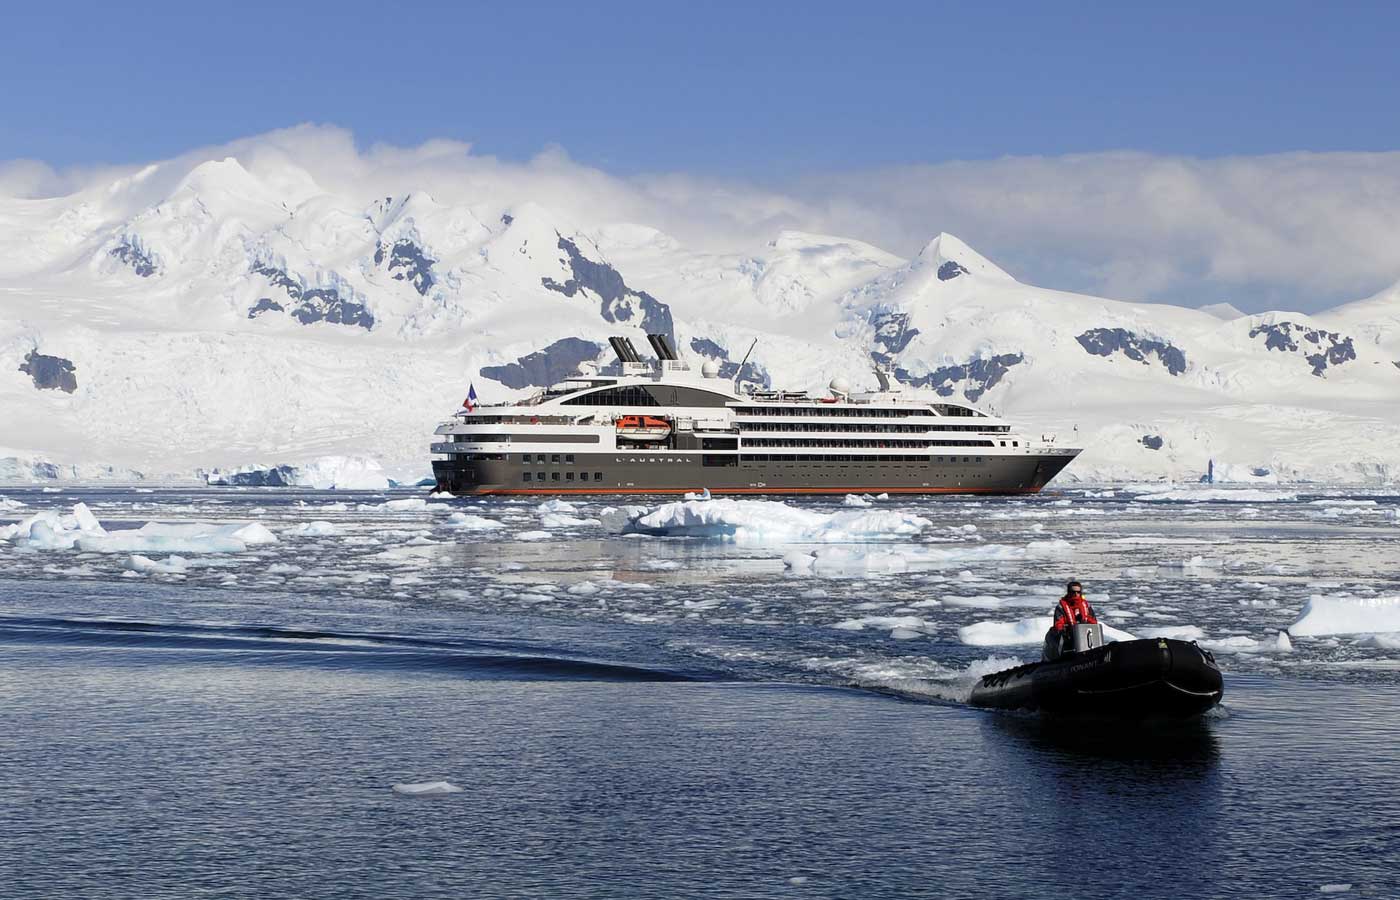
left=562, top=386, right=660, bottom=407
left=523, top=472, right=532, bottom=482
left=1013, top=441, right=1019, bottom=447
left=552, top=454, right=560, bottom=463
left=566, top=454, right=575, bottom=463
left=552, top=472, right=561, bottom=481
left=566, top=472, right=574, bottom=481
left=580, top=472, right=589, bottom=482
left=594, top=472, right=603, bottom=480
left=537, top=472, right=545, bottom=481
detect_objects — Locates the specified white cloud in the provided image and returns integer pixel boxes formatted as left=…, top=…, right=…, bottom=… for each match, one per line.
left=5, top=125, right=1399, bottom=312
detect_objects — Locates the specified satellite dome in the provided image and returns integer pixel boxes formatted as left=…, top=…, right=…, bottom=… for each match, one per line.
left=701, top=360, right=721, bottom=378
left=829, top=376, right=851, bottom=396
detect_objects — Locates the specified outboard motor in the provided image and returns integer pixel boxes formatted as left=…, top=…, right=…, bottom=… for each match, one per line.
left=1067, top=622, right=1104, bottom=653
left=1043, top=622, right=1105, bottom=661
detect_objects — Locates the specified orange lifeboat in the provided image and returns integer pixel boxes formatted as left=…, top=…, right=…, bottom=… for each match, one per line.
left=616, top=415, right=673, bottom=440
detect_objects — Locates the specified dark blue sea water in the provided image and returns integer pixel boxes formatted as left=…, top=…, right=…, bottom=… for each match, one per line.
left=3, top=487, right=1399, bottom=897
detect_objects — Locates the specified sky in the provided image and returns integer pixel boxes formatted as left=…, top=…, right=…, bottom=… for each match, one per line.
left=4, top=0, right=1400, bottom=311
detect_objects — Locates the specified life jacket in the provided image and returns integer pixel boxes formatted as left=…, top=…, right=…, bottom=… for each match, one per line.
left=1055, top=595, right=1097, bottom=631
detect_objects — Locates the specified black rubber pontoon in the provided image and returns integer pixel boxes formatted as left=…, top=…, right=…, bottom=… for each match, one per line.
left=968, top=636, right=1224, bottom=718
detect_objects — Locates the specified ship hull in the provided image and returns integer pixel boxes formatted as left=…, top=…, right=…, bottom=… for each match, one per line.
left=432, top=450, right=1077, bottom=496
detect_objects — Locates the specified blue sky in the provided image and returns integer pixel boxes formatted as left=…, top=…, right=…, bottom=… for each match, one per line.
left=4, top=1, right=1400, bottom=311
left=5, top=1, right=1396, bottom=174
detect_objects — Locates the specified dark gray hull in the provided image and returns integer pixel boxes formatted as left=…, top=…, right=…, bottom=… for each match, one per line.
left=432, top=450, right=1078, bottom=496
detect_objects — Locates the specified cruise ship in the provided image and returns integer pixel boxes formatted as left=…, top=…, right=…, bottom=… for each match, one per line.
left=431, top=335, right=1080, bottom=495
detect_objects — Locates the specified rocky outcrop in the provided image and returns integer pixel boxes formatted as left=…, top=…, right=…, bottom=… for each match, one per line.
left=1248, top=321, right=1356, bottom=377
left=109, top=239, right=158, bottom=277
left=688, top=338, right=771, bottom=388
left=541, top=236, right=674, bottom=344
left=248, top=263, right=374, bottom=330
left=937, top=260, right=969, bottom=281
left=1141, top=434, right=1164, bottom=450
left=480, top=338, right=605, bottom=389
left=374, top=239, right=436, bottom=296
left=19, top=351, right=77, bottom=393
left=1076, top=328, right=1187, bottom=376
left=896, top=352, right=1023, bottom=402
left=869, top=311, right=919, bottom=365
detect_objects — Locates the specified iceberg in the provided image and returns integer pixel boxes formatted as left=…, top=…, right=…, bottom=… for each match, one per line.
left=621, top=498, right=931, bottom=543
left=1288, top=594, right=1400, bottom=637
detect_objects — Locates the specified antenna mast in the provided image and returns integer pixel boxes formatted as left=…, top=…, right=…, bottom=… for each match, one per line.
left=733, top=338, right=758, bottom=393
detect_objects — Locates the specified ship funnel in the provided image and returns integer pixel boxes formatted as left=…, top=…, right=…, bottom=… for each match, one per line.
left=608, top=336, right=644, bottom=364
left=646, top=333, right=678, bottom=361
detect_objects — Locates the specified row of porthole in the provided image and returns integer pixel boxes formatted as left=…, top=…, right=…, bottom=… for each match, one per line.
left=522, top=471, right=604, bottom=483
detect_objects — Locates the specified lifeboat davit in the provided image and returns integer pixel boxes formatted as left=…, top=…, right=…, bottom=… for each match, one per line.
left=968, top=624, right=1224, bottom=718
left=616, top=415, right=673, bottom=440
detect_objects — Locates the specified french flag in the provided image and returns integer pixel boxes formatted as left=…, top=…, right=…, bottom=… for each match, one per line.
left=463, top=383, right=478, bottom=412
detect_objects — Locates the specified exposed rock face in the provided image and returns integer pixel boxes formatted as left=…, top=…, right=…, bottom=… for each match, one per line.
left=896, top=353, right=1023, bottom=402
left=1248, top=321, right=1356, bottom=377
left=1076, top=328, right=1187, bottom=376
left=688, top=338, right=771, bottom=388
left=110, top=239, right=158, bottom=277
left=18, top=351, right=77, bottom=393
left=541, top=236, right=675, bottom=343
left=248, top=263, right=374, bottom=330
left=1142, top=434, right=1164, bottom=450
left=869, top=311, right=919, bottom=364
left=480, top=338, right=605, bottom=389
left=374, top=239, right=436, bottom=296
left=937, top=260, right=970, bottom=281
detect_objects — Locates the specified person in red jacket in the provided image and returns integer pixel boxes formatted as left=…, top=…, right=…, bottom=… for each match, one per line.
left=1053, top=581, right=1098, bottom=632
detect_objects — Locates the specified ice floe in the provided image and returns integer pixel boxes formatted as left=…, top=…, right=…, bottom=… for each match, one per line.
left=0, top=503, right=278, bottom=554
left=282, top=520, right=340, bottom=537
left=1288, top=594, right=1400, bottom=637
left=958, top=616, right=1136, bottom=646
left=391, top=781, right=463, bottom=796
left=1133, top=488, right=1298, bottom=503
left=445, top=512, right=505, bottom=530
left=622, top=498, right=930, bottom=543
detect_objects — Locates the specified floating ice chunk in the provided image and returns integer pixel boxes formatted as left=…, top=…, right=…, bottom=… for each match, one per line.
left=0, top=496, right=26, bottom=511
left=229, top=523, right=278, bottom=545
left=958, top=617, right=1135, bottom=646
left=516, top=530, right=551, bottom=541
left=1317, top=884, right=1352, bottom=894
left=567, top=581, right=602, bottom=596
left=800, top=588, right=829, bottom=600
left=683, top=488, right=712, bottom=501
left=378, top=498, right=429, bottom=512
left=1356, top=633, right=1400, bottom=649
left=77, top=521, right=272, bottom=554
left=391, top=781, right=463, bottom=796
left=537, top=499, right=577, bottom=513
left=1159, top=556, right=1222, bottom=570
left=283, top=520, right=340, bottom=537
left=1140, top=625, right=1207, bottom=641
left=843, top=494, right=873, bottom=508
left=831, top=615, right=933, bottom=636
left=785, top=547, right=910, bottom=574
left=623, top=498, right=930, bottom=543
left=1288, top=594, right=1400, bottom=636
left=122, top=554, right=189, bottom=575
left=430, top=491, right=457, bottom=499
left=2, top=503, right=108, bottom=549
left=958, top=616, right=1053, bottom=646
left=1274, top=630, right=1294, bottom=652
left=445, top=512, right=505, bottom=530
left=539, top=512, right=599, bottom=528
left=1134, top=488, right=1298, bottom=503
left=1309, top=499, right=1376, bottom=507
left=598, top=505, right=649, bottom=533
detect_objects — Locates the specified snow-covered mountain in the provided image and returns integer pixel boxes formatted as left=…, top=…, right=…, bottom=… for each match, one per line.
left=3, top=149, right=1399, bottom=484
